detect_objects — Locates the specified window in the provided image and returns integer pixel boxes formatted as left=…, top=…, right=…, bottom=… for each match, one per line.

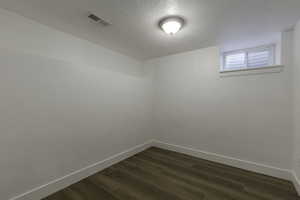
left=221, top=44, right=275, bottom=72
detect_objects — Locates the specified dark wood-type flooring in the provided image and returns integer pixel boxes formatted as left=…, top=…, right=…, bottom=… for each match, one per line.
left=43, top=147, right=300, bottom=200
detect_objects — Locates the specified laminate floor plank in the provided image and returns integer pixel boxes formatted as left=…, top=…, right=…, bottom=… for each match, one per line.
left=150, top=148, right=295, bottom=192
left=141, top=149, right=297, bottom=199
left=43, top=147, right=300, bottom=200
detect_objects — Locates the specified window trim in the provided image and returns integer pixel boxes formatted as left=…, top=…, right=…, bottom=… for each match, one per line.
left=220, top=44, right=276, bottom=73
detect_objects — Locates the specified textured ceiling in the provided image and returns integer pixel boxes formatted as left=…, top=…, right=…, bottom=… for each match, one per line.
left=0, top=0, right=300, bottom=60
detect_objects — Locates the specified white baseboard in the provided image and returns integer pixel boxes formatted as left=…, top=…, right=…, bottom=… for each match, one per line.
left=152, top=140, right=293, bottom=181
left=8, top=139, right=300, bottom=200
left=291, top=171, right=300, bottom=195
left=9, top=140, right=154, bottom=200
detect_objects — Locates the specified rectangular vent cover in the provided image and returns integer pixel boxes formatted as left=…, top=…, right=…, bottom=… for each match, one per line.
left=88, top=13, right=111, bottom=26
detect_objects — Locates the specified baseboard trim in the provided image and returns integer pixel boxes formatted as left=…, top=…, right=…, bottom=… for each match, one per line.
left=152, top=140, right=293, bottom=181
left=8, top=139, right=300, bottom=200
left=291, top=171, right=300, bottom=195
left=9, top=140, right=154, bottom=200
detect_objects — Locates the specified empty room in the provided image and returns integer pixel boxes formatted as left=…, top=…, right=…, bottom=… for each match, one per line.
left=2, top=0, right=300, bottom=199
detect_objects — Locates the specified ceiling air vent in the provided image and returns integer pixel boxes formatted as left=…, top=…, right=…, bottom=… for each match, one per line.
left=88, top=13, right=111, bottom=26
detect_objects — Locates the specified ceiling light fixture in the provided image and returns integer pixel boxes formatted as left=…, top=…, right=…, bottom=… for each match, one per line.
left=159, top=16, right=184, bottom=35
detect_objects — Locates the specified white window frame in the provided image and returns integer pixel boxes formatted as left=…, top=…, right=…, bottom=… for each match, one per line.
left=221, top=44, right=276, bottom=73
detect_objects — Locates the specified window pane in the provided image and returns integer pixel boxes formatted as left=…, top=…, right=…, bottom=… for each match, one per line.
left=247, top=50, right=270, bottom=68
left=224, top=52, right=246, bottom=69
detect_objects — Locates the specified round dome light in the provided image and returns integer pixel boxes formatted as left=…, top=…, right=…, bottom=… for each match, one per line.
left=159, top=16, right=184, bottom=35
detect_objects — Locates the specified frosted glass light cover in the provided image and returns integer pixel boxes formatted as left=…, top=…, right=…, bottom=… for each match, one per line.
left=160, top=17, right=184, bottom=35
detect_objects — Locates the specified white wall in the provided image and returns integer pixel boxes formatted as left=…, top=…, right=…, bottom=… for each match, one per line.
left=0, top=8, right=153, bottom=200
left=293, top=20, right=300, bottom=179
left=148, top=32, right=294, bottom=170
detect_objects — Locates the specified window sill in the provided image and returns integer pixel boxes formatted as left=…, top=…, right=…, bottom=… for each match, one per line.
left=219, top=65, right=284, bottom=77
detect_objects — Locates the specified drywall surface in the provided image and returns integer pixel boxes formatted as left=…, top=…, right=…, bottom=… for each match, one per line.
left=293, top=20, right=300, bottom=179
left=148, top=34, right=293, bottom=170
left=0, top=8, right=152, bottom=200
